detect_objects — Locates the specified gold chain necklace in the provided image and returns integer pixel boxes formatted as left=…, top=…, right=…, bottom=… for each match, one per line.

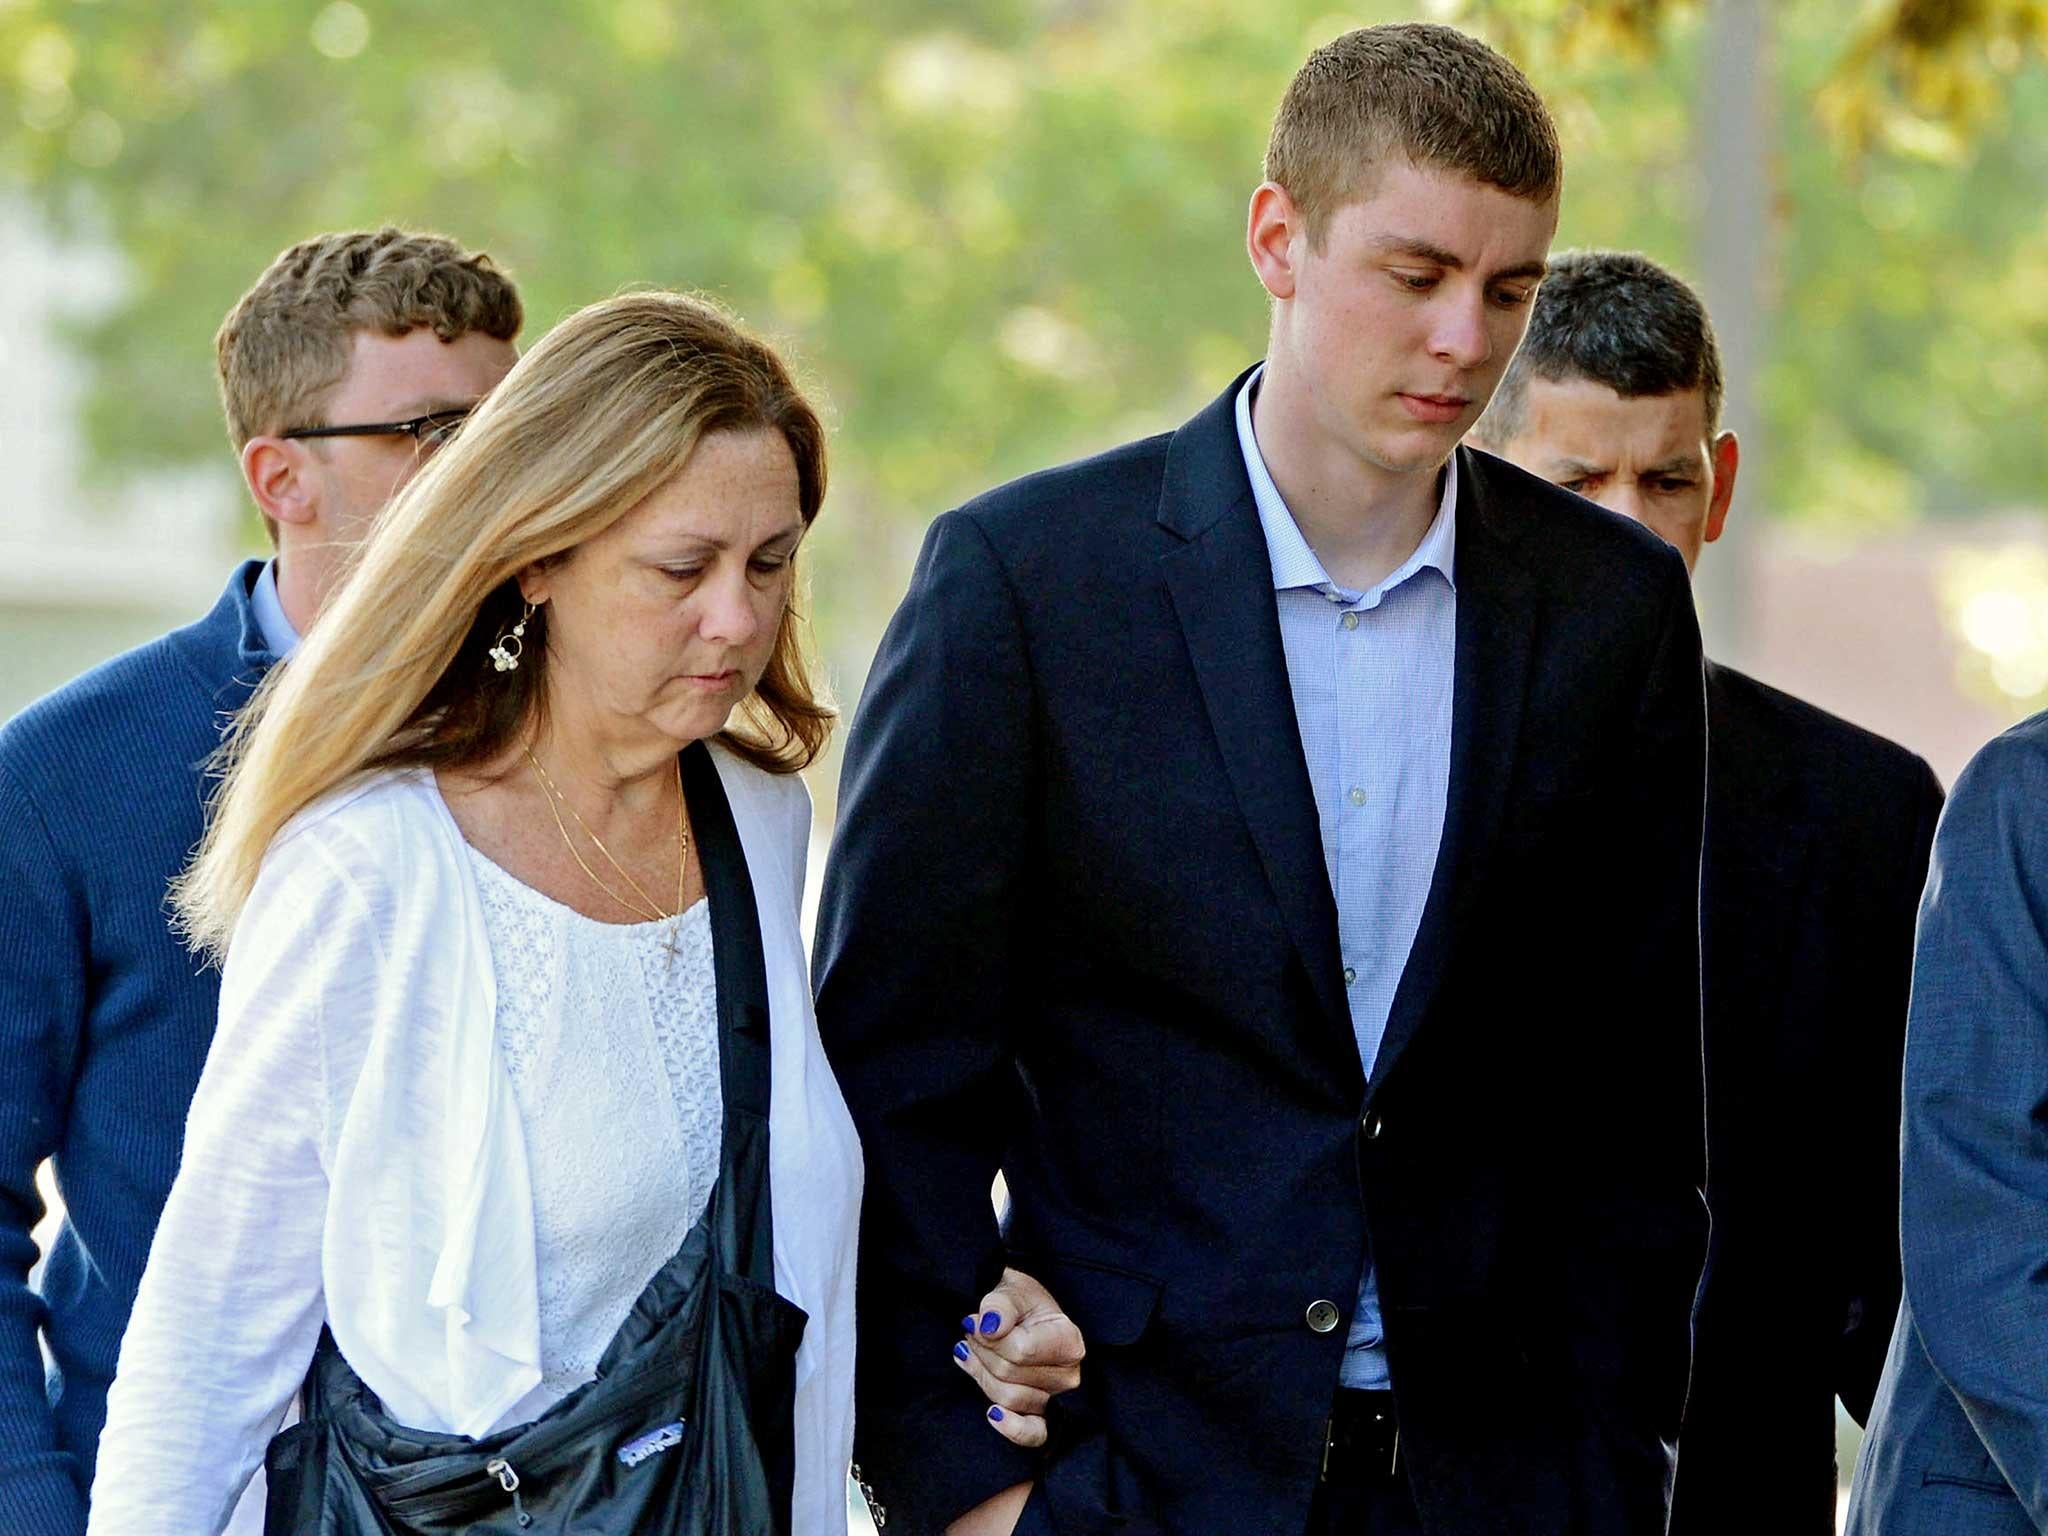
left=525, top=748, right=690, bottom=961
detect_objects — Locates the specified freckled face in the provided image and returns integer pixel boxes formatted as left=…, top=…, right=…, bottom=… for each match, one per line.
left=1499, top=378, right=1733, bottom=572
left=530, top=428, right=805, bottom=751
left=308, top=328, right=518, bottom=537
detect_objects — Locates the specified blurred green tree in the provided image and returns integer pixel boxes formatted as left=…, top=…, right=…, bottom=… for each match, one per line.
left=1464, top=0, right=2048, bottom=156
left=0, top=0, right=1340, bottom=660
left=1, top=0, right=2043, bottom=657
left=1458, top=0, right=2048, bottom=525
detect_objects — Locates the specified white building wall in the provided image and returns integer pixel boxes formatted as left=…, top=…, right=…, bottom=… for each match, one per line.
left=0, top=197, right=241, bottom=722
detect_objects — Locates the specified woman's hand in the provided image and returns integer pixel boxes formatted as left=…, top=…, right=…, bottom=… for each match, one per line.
left=951, top=1266, right=1086, bottom=1448
left=943, top=1481, right=1033, bottom=1536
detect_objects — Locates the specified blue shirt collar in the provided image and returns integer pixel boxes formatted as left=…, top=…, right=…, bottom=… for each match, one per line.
left=251, top=557, right=303, bottom=658
left=1235, top=364, right=1457, bottom=605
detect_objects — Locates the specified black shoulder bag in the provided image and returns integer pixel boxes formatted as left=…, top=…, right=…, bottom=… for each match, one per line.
left=262, top=742, right=808, bottom=1536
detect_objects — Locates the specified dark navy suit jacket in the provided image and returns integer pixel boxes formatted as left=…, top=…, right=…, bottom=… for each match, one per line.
left=1671, top=664, right=1941, bottom=1533
left=816, top=380, right=1709, bottom=1536
left=1847, top=709, right=2048, bottom=1535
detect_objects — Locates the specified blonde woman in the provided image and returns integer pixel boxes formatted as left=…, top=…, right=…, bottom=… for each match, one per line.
left=87, top=293, right=861, bottom=1535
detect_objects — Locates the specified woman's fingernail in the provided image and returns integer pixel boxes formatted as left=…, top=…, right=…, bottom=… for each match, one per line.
left=953, top=1341, right=970, bottom=1361
left=987, top=1406, right=1005, bottom=1423
left=962, top=1315, right=978, bottom=1334
left=980, top=1311, right=1002, bottom=1335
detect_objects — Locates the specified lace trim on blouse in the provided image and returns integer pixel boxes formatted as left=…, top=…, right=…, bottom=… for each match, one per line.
left=467, top=847, right=722, bottom=1407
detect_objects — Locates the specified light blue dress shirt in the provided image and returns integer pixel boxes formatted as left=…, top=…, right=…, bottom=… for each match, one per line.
left=1234, top=369, right=1457, bottom=1391
left=251, top=558, right=303, bottom=658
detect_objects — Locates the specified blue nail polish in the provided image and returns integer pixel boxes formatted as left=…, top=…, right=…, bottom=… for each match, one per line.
left=987, top=1406, right=1005, bottom=1423
left=953, top=1341, right=970, bottom=1361
left=962, top=1315, right=978, bottom=1334
left=980, top=1311, right=1001, bottom=1335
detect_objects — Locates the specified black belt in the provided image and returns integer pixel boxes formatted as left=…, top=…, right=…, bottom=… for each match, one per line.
left=1320, top=1388, right=1401, bottom=1487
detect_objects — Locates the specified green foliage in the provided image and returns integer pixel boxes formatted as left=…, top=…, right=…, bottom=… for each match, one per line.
left=1, top=0, right=1384, bottom=647
left=1820, top=0, right=2048, bottom=160
left=1771, top=0, right=2048, bottom=518
left=1460, top=0, right=2048, bottom=156
left=0, top=0, right=1335, bottom=495
left=1458, top=0, right=2048, bottom=521
left=1, top=0, right=2044, bottom=634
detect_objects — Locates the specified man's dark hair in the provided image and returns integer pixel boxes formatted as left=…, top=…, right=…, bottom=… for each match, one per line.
left=1265, top=24, right=1562, bottom=246
left=1474, top=250, right=1723, bottom=448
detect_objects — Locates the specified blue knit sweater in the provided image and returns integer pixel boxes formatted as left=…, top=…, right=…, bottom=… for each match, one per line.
left=0, top=564, right=275, bottom=1534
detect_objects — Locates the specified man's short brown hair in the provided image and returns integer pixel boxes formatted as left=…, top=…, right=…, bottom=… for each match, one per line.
left=215, top=226, right=523, bottom=451
left=1264, top=23, right=1562, bottom=246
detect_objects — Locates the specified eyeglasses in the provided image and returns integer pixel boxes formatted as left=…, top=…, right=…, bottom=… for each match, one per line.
left=282, top=406, right=474, bottom=450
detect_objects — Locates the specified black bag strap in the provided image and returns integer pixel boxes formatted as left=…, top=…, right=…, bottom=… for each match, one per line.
left=289, top=747, right=782, bottom=1451
left=679, top=741, right=777, bottom=1289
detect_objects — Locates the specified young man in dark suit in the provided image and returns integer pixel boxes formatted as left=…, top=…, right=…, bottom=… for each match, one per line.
left=818, top=25, right=1709, bottom=1536
left=1471, top=250, right=1944, bottom=1531
left=0, top=230, right=520, bottom=1535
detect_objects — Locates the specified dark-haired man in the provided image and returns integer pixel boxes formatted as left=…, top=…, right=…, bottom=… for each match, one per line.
left=1471, top=250, right=1943, bottom=1532
left=0, top=229, right=520, bottom=1535
left=821, top=27, right=1708, bottom=1536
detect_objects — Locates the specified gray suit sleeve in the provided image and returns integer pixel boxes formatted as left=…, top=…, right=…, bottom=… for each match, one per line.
left=1900, top=722, right=2048, bottom=1527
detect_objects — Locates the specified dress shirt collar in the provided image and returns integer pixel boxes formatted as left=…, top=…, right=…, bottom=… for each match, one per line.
left=1235, top=363, right=1458, bottom=603
left=251, top=556, right=303, bottom=658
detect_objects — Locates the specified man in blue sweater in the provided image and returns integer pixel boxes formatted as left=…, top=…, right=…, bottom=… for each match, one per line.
left=0, top=227, right=521, bottom=1533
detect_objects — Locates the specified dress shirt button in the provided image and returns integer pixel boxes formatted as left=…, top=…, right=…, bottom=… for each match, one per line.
left=1363, top=1113, right=1385, bottom=1141
left=1343, top=966, right=1357, bottom=986
left=1306, top=1298, right=1342, bottom=1334
left=1348, top=786, right=1367, bottom=807
left=1341, top=610, right=1361, bottom=630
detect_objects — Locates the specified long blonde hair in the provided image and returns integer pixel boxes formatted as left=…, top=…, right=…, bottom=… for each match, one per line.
left=175, top=289, right=833, bottom=962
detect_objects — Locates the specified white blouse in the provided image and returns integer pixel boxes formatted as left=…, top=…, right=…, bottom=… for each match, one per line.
left=88, top=747, right=862, bottom=1536
left=469, top=852, right=721, bottom=1415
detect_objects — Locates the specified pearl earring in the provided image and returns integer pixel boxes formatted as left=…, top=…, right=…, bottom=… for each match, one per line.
left=489, top=602, right=535, bottom=673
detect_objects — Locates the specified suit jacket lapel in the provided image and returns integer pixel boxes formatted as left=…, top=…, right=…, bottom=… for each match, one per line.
left=1156, top=374, right=1352, bottom=1050
left=1369, top=446, right=1538, bottom=1100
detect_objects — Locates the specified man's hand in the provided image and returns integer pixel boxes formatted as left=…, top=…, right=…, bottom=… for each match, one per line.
left=952, top=1266, right=1085, bottom=1448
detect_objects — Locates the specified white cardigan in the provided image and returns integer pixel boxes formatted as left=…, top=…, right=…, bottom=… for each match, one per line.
left=89, top=747, right=861, bottom=1535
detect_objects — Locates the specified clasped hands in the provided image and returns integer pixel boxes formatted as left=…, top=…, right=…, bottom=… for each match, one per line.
left=942, top=1266, right=1086, bottom=1536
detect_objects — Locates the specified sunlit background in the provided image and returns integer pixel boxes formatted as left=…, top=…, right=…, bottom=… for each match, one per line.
left=6, top=1, right=2048, bottom=1527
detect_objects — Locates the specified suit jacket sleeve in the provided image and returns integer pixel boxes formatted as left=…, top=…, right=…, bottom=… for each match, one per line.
left=1837, top=759, right=1944, bottom=1425
left=814, top=511, right=1041, bottom=1533
left=0, top=758, right=90, bottom=1536
left=1560, top=559, right=1708, bottom=1526
left=1898, top=727, right=2048, bottom=1525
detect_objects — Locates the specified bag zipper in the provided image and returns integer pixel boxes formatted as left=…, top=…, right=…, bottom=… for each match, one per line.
left=485, top=1458, right=532, bottom=1528
left=388, top=1362, right=690, bottom=1517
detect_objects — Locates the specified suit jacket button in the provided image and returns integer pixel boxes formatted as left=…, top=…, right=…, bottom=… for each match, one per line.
left=1306, top=1298, right=1342, bottom=1334
left=1363, top=1113, right=1384, bottom=1141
